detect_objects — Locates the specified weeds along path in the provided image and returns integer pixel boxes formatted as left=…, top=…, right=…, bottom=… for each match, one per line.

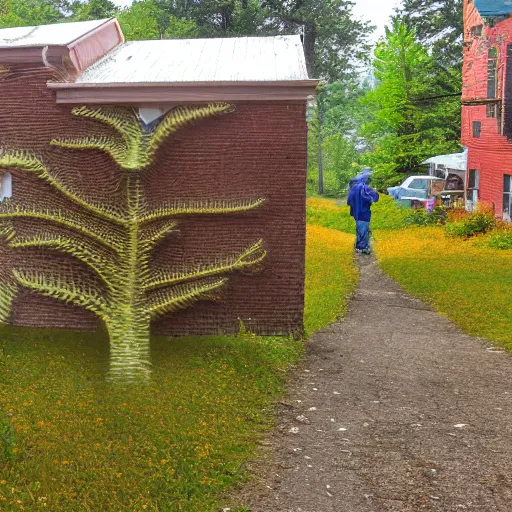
left=242, top=254, right=512, bottom=512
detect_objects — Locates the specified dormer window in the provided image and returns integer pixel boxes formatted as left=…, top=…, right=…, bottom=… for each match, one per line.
left=488, top=47, right=499, bottom=99
left=0, top=171, right=12, bottom=201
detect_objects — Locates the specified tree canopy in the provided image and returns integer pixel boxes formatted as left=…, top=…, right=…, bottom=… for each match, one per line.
left=396, top=0, right=464, bottom=67
left=262, top=0, right=373, bottom=80
left=0, top=0, right=65, bottom=27
left=71, top=0, right=117, bottom=21
left=359, top=20, right=461, bottom=189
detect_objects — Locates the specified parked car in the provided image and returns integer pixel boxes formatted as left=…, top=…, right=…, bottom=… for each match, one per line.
left=387, top=175, right=464, bottom=209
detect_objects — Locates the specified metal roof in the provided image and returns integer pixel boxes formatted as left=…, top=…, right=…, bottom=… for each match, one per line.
left=474, top=0, right=512, bottom=16
left=421, top=149, right=468, bottom=172
left=75, top=36, right=310, bottom=84
left=0, top=19, right=110, bottom=48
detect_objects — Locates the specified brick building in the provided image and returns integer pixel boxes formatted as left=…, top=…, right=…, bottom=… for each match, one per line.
left=463, top=0, right=512, bottom=218
left=0, top=19, right=318, bottom=337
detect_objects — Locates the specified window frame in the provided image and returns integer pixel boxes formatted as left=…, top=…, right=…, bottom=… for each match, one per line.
left=472, top=120, right=482, bottom=137
left=467, top=169, right=480, bottom=208
left=488, top=46, right=499, bottom=99
left=0, top=171, right=12, bottom=201
left=471, top=25, right=483, bottom=38
left=504, top=174, right=512, bottom=221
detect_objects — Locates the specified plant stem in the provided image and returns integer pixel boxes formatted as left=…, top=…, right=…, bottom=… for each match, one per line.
left=106, top=175, right=151, bottom=383
left=106, top=319, right=151, bottom=383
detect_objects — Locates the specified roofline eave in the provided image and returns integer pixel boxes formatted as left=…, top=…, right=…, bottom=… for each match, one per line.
left=47, top=79, right=321, bottom=104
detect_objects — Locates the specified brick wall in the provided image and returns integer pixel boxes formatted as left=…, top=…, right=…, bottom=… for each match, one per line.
left=0, top=65, right=307, bottom=336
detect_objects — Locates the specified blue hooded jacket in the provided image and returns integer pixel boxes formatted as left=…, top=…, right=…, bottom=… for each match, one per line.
left=347, top=168, right=380, bottom=222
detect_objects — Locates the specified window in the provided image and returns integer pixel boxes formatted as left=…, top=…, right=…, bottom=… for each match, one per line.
left=0, top=172, right=12, bottom=201
left=504, top=45, right=512, bottom=139
left=138, top=106, right=174, bottom=131
left=488, top=47, right=499, bottom=99
left=487, top=103, right=504, bottom=133
left=409, top=179, right=427, bottom=190
left=467, top=169, right=480, bottom=208
left=472, top=121, right=481, bottom=137
left=504, top=175, right=512, bottom=221
left=471, top=25, right=483, bottom=37
left=487, top=103, right=498, bottom=118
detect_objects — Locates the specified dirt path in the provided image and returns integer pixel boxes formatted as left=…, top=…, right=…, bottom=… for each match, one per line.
left=242, top=255, right=512, bottom=511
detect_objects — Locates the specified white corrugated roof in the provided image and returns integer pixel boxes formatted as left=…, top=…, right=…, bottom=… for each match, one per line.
left=76, top=36, right=309, bottom=83
left=422, top=149, right=468, bottom=171
left=0, top=19, right=110, bottom=48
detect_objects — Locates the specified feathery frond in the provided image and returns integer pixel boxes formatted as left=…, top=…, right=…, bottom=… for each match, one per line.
left=0, top=207, right=124, bottom=252
left=139, top=219, right=179, bottom=252
left=0, top=149, right=124, bottom=223
left=10, top=234, right=117, bottom=291
left=147, top=277, right=228, bottom=319
left=0, top=103, right=268, bottom=382
left=51, top=104, right=232, bottom=171
left=13, top=269, right=107, bottom=318
left=143, top=240, right=266, bottom=292
left=0, top=283, right=17, bottom=322
left=140, top=198, right=265, bottom=224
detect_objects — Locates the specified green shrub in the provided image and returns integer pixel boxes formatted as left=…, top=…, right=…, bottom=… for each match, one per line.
left=445, top=205, right=495, bottom=238
left=405, top=206, right=447, bottom=227
left=486, top=230, right=512, bottom=250
left=371, top=195, right=414, bottom=230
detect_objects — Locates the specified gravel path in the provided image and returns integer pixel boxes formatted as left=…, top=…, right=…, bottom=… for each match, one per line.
left=242, top=255, right=512, bottom=511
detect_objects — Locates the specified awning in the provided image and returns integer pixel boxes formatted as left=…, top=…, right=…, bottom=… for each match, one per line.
left=474, top=0, right=512, bottom=17
left=421, top=149, right=468, bottom=172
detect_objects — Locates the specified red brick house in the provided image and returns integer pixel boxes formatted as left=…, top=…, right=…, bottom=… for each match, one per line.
left=0, top=19, right=318, bottom=339
left=463, top=0, right=512, bottom=218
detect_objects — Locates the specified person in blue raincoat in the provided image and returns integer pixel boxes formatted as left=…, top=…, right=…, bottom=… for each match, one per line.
left=346, top=167, right=379, bottom=254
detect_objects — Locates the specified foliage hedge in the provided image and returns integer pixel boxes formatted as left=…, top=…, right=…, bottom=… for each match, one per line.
left=306, top=195, right=412, bottom=234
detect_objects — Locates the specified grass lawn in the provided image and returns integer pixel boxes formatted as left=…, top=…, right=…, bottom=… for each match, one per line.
left=0, top=225, right=356, bottom=512
left=306, top=194, right=512, bottom=350
left=305, top=225, right=357, bottom=333
left=375, top=227, right=512, bottom=350
left=306, top=195, right=411, bottom=234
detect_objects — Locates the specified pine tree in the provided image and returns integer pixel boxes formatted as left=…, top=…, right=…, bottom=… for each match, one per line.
left=396, top=0, right=463, bottom=67
left=360, top=21, right=461, bottom=188
left=262, top=0, right=372, bottom=80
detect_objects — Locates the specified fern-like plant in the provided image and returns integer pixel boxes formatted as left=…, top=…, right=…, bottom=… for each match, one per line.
left=0, top=105, right=266, bottom=383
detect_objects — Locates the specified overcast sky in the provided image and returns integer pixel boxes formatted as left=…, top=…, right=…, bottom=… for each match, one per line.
left=352, top=0, right=400, bottom=40
left=112, top=0, right=400, bottom=41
